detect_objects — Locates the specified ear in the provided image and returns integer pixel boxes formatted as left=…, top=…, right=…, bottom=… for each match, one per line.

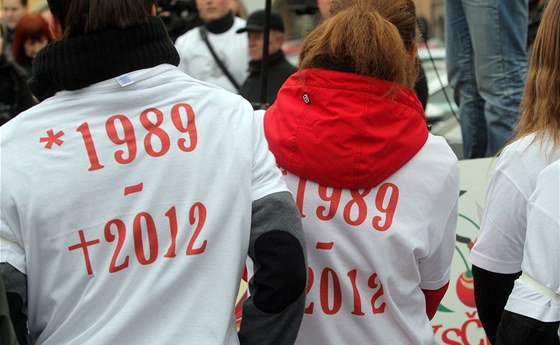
left=409, top=43, right=417, bottom=66
left=409, top=41, right=417, bottom=60
left=273, top=31, right=284, bottom=45
left=151, top=4, right=157, bottom=16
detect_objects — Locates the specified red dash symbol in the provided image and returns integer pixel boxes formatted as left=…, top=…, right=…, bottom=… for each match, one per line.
left=40, top=129, right=64, bottom=149
left=316, top=242, right=334, bottom=250
left=124, top=183, right=143, bottom=196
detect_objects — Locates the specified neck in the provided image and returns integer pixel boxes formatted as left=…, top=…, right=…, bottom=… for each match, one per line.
left=204, top=11, right=234, bottom=34
left=28, top=17, right=180, bottom=101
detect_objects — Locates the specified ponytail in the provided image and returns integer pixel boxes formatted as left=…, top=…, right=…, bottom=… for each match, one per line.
left=299, top=0, right=418, bottom=88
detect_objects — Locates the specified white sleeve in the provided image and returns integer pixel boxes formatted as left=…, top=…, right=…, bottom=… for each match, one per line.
left=0, top=207, right=26, bottom=274
left=174, top=32, right=190, bottom=74
left=419, top=162, right=459, bottom=290
left=0, top=134, right=26, bottom=273
left=250, top=110, right=289, bottom=202
left=469, top=169, right=527, bottom=274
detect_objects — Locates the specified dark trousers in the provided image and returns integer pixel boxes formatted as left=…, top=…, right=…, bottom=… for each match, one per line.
left=496, top=310, right=560, bottom=345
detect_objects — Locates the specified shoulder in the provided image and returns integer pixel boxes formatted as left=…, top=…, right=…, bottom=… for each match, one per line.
left=175, top=27, right=201, bottom=48
left=10, top=61, right=28, bottom=79
left=1, top=59, right=29, bottom=83
left=401, top=134, right=459, bottom=189
left=419, top=134, right=459, bottom=165
left=494, top=133, right=558, bottom=186
left=422, top=134, right=459, bottom=178
left=233, top=17, right=247, bottom=28
left=533, top=160, right=560, bottom=213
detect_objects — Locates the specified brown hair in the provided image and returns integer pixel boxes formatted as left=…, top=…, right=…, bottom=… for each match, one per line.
left=12, top=12, right=55, bottom=60
left=47, top=0, right=156, bottom=38
left=514, top=0, right=560, bottom=150
left=299, top=0, right=418, bottom=88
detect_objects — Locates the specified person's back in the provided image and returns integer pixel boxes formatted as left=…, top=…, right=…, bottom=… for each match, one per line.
left=0, top=1, right=307, bottom=344
left=273, top=132, right=458, bottom=345
left=262, top=0, right=459, bottom=344
left=494, top=160, right=560, bottom=344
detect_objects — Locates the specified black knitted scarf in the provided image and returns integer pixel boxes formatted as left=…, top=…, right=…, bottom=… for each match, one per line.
left=28, top=17, right=180, bottom=101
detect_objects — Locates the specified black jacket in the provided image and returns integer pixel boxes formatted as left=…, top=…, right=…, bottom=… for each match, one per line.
left=0, top=55, right=36, bottom=126
left=239, top=50, right=297, bottom=109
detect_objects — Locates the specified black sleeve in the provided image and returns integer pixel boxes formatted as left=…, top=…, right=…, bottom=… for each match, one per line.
left=238, top=191, right=307, bottom=345
left=472, top=264, right=521, bottom=345
left=17, top=75, right=37, bottom=115
left=0, top=263, right=28, bottom=345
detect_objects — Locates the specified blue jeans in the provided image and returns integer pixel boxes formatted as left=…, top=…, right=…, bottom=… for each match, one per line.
left=445, top=0, right=528, bottom=158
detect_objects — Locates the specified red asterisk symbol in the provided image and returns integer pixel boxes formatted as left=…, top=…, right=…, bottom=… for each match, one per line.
left=40, top=129, right=65, bottom=149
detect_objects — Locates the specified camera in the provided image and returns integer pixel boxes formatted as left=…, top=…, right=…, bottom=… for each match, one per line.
left=157, top=0, right=202, bottom=42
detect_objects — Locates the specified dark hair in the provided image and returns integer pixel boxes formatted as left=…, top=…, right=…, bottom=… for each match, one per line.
left=300, top=0, right=418, bottom=88
left=12, top=12, right=55, bottom=60
left=47, top=0, right=156, bottom=38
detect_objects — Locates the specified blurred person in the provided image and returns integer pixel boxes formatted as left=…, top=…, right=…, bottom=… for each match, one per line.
left=0, top=1, right=307, bottom=344
left=495, top=160, right=559, bottom=345
left=175, top=0, right=249, bottom=93
left=237, top=10, right=297, bottom=109
left=445, top=0, right=528, bottom=158
left=12, top=12, right=55, bottom=76
left=317, top=0, right=333, bottom=21
left=0, top=23, right=36, bottom=126
left=262, top=0, right=460, bottom=344
left=469, top=0, right=560, bottom=342
left=230, top=0, right=240, bottom=16
left=156, top=0, right=202, bottom=43
left=0, top=0, right=28, bottom=59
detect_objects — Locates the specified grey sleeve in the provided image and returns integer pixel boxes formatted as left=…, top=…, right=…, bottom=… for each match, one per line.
left=0, top=263, right=28, bottom=345
left=238, top=191, right=307, bottom=345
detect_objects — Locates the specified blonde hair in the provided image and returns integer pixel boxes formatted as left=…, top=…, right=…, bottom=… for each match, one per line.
left=299, top=0, right=418, bottom=88
left=514, top=0, right=560, bottom=149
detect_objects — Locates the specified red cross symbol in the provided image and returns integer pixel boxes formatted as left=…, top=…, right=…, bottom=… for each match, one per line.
left=40, top=129, right=65, bottom=149
left=68, top=229, right=100, bottom=275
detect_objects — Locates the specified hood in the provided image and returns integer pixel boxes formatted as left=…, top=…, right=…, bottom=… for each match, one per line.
left=264, top=69, right=428, bottom=189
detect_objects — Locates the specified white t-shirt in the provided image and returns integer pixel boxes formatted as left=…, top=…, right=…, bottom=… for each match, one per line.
left=287, top=134, right=459, bottom=345
left=0, top=64, right=287, bottom=345
left=175, top=18, right=249, bottom=93
left=469, top=133, right=560, bottom=274
left=505, top=160, right=560, bottom=322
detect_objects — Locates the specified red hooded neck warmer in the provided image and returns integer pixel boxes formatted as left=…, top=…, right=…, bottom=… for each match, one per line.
left=264, top=69, right=429, bottom=190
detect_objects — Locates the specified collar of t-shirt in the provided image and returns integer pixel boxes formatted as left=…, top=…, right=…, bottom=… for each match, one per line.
left=28, top=17, right=179, bottom=102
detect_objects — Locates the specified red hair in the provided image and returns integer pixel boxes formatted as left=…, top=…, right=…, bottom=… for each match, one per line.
left=12, top=12, right=55, bottom=60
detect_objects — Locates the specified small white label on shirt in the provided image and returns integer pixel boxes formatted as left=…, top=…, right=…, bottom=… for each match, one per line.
left=116, top=75, right=134, bottom=87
